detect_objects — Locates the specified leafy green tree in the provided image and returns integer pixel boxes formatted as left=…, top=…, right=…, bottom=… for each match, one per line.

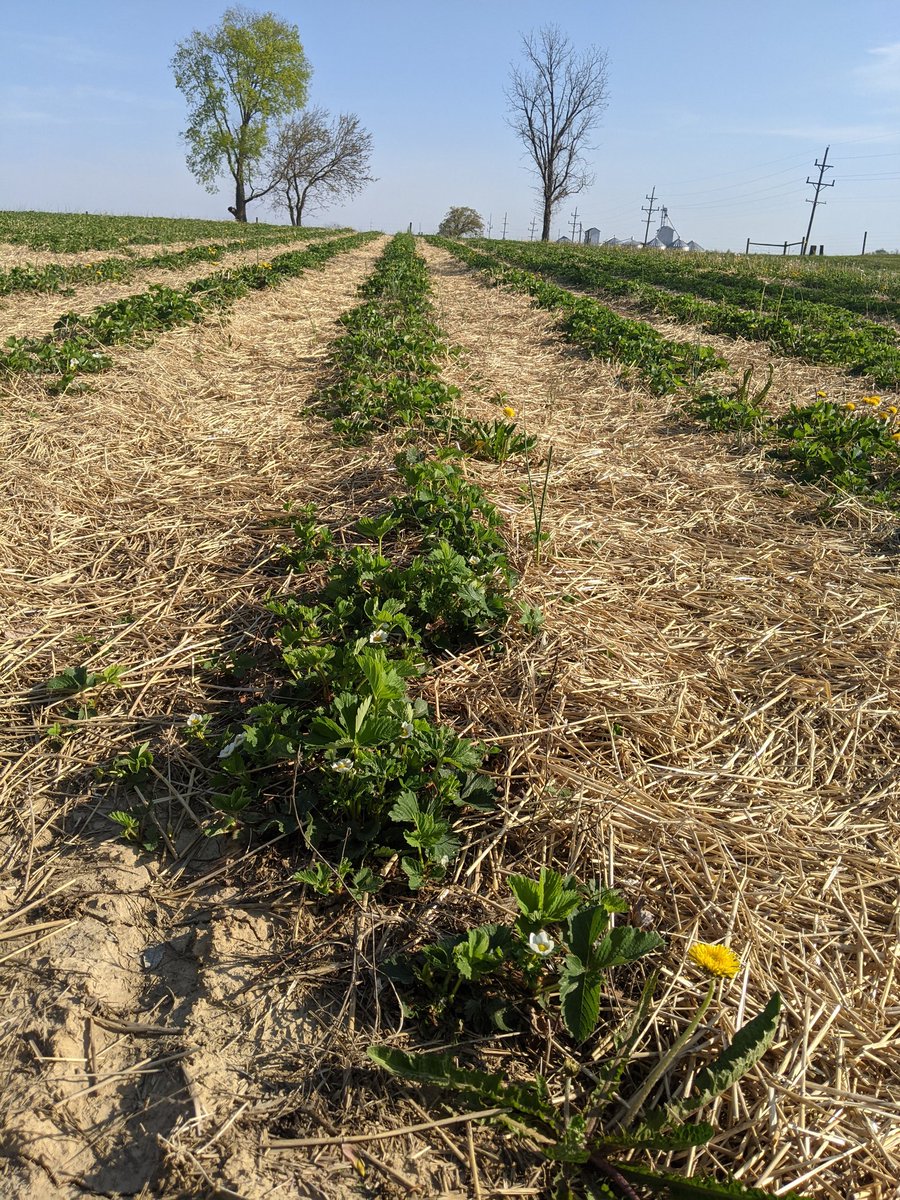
left=171, top=6, right=311, bottom=222
left=437, top=206, right=485, bottom=238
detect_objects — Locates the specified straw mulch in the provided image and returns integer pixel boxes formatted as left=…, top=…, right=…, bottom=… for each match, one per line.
left=0, top=233, right=347, bottom=342
left=0, top=235, right=264, bottom=273
left=413, top=240, right=900, bottom=1199
left=0, top=238, right=398, bottom=1199
left=0, top=230, right=897, bottom=1200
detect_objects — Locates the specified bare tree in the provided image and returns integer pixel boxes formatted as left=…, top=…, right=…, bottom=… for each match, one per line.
left=268, top=108, right=375, bottom=226
left=506, top=26, right=609, bottom=241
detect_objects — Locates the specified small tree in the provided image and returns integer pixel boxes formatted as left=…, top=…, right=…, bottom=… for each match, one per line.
left=172, top=6, right=311, bottom=221
left=437, top=207, right=485, bottom=238
left=506, top=25, right=609, bottom=241
left=268, top=108, right=375, bottom=226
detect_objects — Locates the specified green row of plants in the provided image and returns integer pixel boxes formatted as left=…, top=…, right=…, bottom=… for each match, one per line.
left=438, top=239, right=900, bottom=513
left=682, top=371, right=900, bottom=508
left=170, top=233, right=524, bottom=888
left=0, top=226, right=340, bottom=297
left=0, top=232, right=377, bottom=390
left=428, top=237, right=727, bottom=395
left=497, top=240, right=900, bottom=323
left=478, top=240, right=900, bottom=389
left=0, top=209, right=310, bottom=252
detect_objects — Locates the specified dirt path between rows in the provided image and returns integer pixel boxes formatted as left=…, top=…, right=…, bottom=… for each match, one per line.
left=0, top=238, right=392, bottom=1200
left=0, top=233, right=347, bottom=342
left=418, top=240, right=900, bottom=1198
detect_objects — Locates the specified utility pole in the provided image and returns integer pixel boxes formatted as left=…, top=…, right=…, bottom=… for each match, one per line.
left=486, top=212, right=493, bottom=239
left=529, top=216, right=537, bottom=241
left=570, top=207, right=579, bottom=241
left=861, top=230, right=868, bottom=255
left=802, top=146, right=834, bottom=255
left=641, top=186, right=659, bottom=247
left=501, top=212, right=508, bottom=240
left=578, top=222, right=583, bottom=243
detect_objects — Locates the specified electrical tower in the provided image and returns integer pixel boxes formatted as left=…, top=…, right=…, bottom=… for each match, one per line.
left=642, top=186, right=659, bottom=247
left=802, top=147, right=834, bottom=255
left=529, top=216, right=537, bottom=240
left=501, top=212, right=508, bottom=240
left=570, top=207, right=579, bottom=241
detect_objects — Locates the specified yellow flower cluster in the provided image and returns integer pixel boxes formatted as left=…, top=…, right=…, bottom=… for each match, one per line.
left=502, top=404, right=517, bottom=420
left=844, top=395, right=900, bottom=441
left=260, top=261, right=272, bottom=270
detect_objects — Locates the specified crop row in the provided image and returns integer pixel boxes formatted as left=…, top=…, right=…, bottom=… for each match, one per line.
left=202, top=232, right=520, bottom=888
left=479, top=240, right=900, bottom=389
left=0, top=226, right=340, bottom=298
left=0, top=210, right=309, bottom=252
left=0, top=232, right=377, bottom=389
left=515, top=241, right=900, bottom=322
left=436, top=239, right=900, bottom=513
left=429, top=237, right=726, bottom=395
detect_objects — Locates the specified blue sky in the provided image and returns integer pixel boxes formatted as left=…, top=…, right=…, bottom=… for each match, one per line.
left=3, top=1, right=899, bottom=253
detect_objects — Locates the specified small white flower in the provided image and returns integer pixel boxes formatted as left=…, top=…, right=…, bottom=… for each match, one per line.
left=185, top=713, right=204, bottom=729
left=331, top=756, right=354, bottom=774
left=438, top=854, right=450, bottom=868
left=218, top=732, right=245, bottom=758
left=528, top=930, right=555, bottom=957
left=400, top=721, right=415, bottom=739
left=368, top=628, right=389, bottom=644
left=91, top=351, right=104, bottom=359
left=468, top=555, right=479, bottom=566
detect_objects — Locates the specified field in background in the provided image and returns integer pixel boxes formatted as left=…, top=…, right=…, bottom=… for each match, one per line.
left=0, top=210, right=314, bottom=252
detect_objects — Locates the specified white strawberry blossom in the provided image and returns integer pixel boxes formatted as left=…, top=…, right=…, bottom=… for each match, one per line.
left=528, top=930, right=555, bottom=957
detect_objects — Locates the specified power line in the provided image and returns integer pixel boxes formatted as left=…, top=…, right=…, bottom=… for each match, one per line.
left=802, top=145, right=835, bottom=254
left=641, top=185, right=658, bottom=246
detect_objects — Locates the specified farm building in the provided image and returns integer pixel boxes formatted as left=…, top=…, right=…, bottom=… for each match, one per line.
left=601, top=207, right=704, bottom=251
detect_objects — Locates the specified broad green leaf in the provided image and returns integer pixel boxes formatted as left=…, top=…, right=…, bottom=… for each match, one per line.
left=566, top=905, right=611, bottom=961
left=509, top=867, right=580, bottom=923
left=592, top=925, right=664, bottom=970
left=388, top=791, right=420, bottom=824
left=595, top=1120, right=714, bottom=1152
left=366, top=1046, right=552, bottom=1123
left=559, top=959, right=603, bottom=1043
left=667, top=993, right=782, bottom=1121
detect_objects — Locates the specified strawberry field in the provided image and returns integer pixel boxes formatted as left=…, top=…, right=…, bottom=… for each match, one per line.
left=1, top=217, right=898, bottom=1200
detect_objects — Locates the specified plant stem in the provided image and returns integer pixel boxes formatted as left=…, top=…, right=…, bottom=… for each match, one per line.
left=615, top=979, right=716, bottom=1128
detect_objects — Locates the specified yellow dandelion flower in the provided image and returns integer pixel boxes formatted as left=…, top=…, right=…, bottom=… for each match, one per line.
left=863, top=395, right=881, bottom=406
left=887, top=406, right=898, bottom=415
left=893, top=432, right=900, bottom=441
left=687, top=942, right=741, bottom=979
left=844, top=401, right=856, bottom=411
left=816, top=389, right=827, bottom=398
left=260, top=261, right=272, bottom=269
left=502, top=404, right=517, bottom=419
